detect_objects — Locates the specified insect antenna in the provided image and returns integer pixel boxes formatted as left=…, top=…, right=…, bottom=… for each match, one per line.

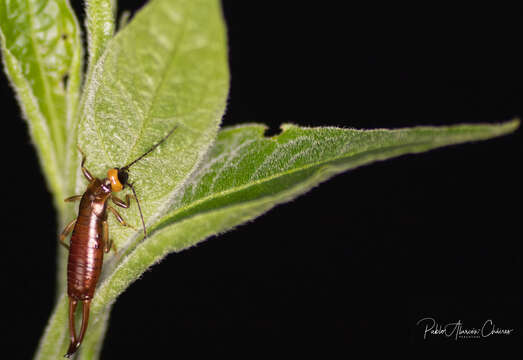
left=128, top=182, right=147, bottom=238
left=118, top=125, right=178, bottom=239
left=122, top=125, right=178, bottom=170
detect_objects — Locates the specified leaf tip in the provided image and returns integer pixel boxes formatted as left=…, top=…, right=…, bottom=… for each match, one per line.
left=500, top=117, right=520, bottom=133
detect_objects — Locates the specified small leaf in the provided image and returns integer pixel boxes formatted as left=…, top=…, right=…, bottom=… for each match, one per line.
left=118, top=10, right=132, bottom=31
left=85, top=0, right=115, bottom=72
left=0, top=0, right=82, bottom=211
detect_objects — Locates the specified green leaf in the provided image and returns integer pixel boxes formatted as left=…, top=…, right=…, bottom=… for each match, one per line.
left=0, top=0, right=82, bottom=211
left=85, top=0, right=115, bottom=73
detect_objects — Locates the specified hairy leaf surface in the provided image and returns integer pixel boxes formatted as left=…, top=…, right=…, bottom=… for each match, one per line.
left=0, top=0, right=82, bottom=210
left=85, top=0, right=115, bottom=72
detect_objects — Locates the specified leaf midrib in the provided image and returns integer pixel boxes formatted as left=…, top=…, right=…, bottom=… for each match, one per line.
left=125, top=6, right=188, bottom=165
left=148, top=140, right=430, bottom=233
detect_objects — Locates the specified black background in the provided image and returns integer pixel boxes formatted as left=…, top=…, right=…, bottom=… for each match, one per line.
left=1, top=2, right=521, bottom=359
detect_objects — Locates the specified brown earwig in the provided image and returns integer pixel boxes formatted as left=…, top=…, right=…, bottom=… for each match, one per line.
left=59, top=126, right=177, bottom=358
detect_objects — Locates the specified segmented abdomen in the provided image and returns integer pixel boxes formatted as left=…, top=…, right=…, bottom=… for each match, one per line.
left=67, top=208, right=105, bottom=301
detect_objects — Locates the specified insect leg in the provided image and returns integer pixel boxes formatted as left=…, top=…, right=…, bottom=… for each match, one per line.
left=77, top=146, right=94, bottom=182
left=64, top=195, right=82, bottom=202
left=59, top=219, right=76, bottom=249
left=111, top=194, right=134, bottom=208
left=108, top=206, right=137, bottom=230
left=102, top=220, right=117, bottom=253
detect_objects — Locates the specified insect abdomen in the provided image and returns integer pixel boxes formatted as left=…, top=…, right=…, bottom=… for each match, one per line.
left=67, top=202, right=105, bottom=300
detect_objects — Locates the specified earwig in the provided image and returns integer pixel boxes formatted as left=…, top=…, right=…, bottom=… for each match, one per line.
left=60, top=126, right=177, bottom=358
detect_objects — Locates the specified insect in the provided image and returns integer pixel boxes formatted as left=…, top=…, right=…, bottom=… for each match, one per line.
left=60, top=126, right=177, bottom=358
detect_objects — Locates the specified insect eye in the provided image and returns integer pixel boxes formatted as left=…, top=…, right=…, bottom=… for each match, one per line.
left=117, top=170, right=129, bottom=187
